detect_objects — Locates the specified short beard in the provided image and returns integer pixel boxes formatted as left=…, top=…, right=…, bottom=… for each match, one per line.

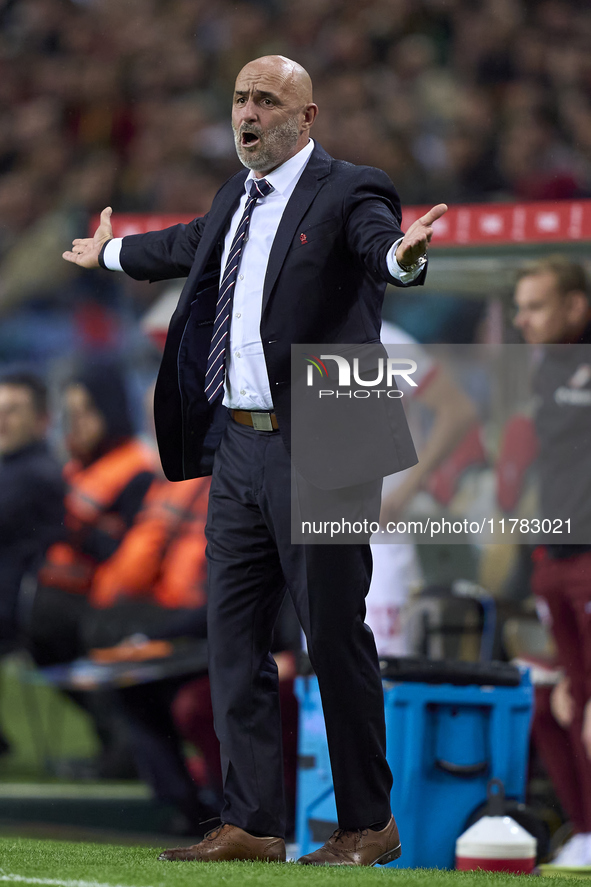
left=234, top=116, right=301, bottom=172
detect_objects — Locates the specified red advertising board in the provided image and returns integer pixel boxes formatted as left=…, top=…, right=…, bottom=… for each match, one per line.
left=401, top=200, right=591, bottom=247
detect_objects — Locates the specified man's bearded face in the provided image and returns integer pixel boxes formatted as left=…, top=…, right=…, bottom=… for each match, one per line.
left=233, top=116, right=301, bottom=172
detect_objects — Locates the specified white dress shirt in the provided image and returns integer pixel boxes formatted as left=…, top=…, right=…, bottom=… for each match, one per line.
left=103, top=139, right=421, bottom=409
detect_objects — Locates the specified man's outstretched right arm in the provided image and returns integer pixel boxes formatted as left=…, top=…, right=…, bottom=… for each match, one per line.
left=63, top=207, right=205, bottom=281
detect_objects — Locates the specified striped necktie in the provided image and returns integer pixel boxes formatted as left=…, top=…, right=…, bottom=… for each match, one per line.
left=204, top=177, right=274, bottom=404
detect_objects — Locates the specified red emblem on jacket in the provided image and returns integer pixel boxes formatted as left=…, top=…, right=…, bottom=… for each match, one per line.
left=300, top=233, right=308, bottom=244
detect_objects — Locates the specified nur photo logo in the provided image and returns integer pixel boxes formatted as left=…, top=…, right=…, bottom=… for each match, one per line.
left=305, top=352, right=418, bottom=398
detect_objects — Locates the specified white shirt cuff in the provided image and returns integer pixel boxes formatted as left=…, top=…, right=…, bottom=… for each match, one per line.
left=386, top=237, right=424, bottom=283
left=103, top=238, right=124, bottom=272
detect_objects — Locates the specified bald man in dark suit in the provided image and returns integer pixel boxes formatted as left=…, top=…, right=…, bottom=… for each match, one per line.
left=64, top=54, right=446, bottom=866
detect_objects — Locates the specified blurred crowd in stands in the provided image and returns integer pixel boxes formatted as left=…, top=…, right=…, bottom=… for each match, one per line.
left=0, top=0, right=590, bottom=331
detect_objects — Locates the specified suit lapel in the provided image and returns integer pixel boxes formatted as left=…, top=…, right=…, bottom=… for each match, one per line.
left=262, top=144, right=332, bottom=313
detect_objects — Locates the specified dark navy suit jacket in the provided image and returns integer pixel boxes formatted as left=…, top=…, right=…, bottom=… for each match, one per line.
left=119, top=143, right=426, bottom=485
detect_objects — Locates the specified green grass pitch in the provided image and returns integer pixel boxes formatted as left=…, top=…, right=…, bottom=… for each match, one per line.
left=0, top=839, right=578, bottom=887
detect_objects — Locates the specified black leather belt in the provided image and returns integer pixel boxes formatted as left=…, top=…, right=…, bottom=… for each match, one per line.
left=230, top=409, right=279, bottom=432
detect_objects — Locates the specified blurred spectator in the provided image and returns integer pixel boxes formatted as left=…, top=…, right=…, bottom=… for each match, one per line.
left=0, top=370, right=64, bottom=644
left=29, top=360, right=154, bottom=666
left=513, top=255, right=591, bottom=866
left=25, top=359, right=154, bottom=778
left=0, top=369, right=64, bottom=755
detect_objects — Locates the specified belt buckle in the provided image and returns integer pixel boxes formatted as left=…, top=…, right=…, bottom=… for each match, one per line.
left=251, top=411, right=273, bottom=432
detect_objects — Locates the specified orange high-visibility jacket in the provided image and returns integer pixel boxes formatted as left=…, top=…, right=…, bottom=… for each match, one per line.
left=38, top=438, right=155, bottom=594
left=90, top=475, right=210, bottom=609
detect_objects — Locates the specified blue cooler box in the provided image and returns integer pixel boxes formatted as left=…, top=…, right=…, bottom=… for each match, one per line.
left=295, top=660, right=533, bottom=869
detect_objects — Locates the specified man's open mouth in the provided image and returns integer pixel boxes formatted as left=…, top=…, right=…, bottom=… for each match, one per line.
left=241, top=131, right=260, bottom=148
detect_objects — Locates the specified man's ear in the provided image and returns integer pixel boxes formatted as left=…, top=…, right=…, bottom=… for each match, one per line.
left=302, top=103, right=318, bottom=131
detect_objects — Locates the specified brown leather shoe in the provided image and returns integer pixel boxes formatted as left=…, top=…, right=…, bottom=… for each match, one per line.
left=297, top=815, right=401, bottom=866
left=158, top=823, right=286, bottom=862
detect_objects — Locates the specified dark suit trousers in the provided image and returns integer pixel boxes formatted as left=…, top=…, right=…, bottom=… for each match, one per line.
left=205, top=417, right=392, bottom=838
